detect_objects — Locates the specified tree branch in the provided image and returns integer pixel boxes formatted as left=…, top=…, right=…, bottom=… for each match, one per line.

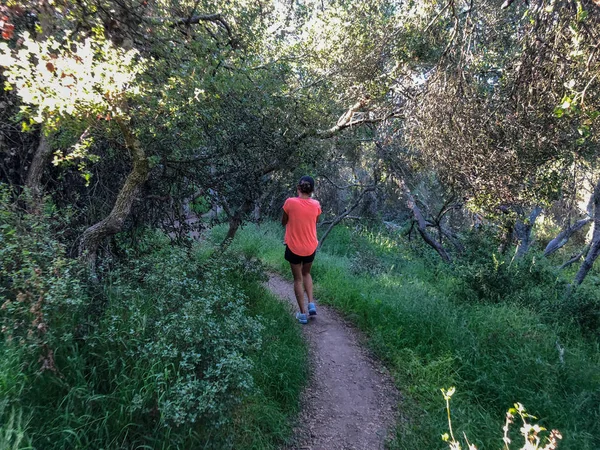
left=316, top=112, right=400, bottom=139
left=500, top=0, right=517, bottom=9
left=171, top=13, right=231, bottom=35
left=401, top=181, right=451, bottom=262
left=544, top=217, right=591, bottom=256
left=560, top=244, right=590, bottom=270
left=319, top=173, right=371, bottom=190
left=317, top=186, right=376, bottom=250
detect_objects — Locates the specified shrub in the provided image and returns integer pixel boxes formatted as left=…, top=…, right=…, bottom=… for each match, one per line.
left=1, top=210, right=304, bottom=449
left=448, top=229, right=559, bottom=306
left=77, top=232, right=266, bottom=447
left=0, top=186, right=88, bottom=361
left=559, top=284, right=600, bottom=336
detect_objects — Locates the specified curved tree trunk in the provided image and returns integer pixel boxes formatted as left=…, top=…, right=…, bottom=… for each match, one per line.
left=222, top=214, right=243, bottom=247
left=403, top=185, right=451, bottom=263
left=574, top=179, right=600, bottom=286
left=79, top=118, right=149, bottom=273
left=220, top=199, right=253, bottom=250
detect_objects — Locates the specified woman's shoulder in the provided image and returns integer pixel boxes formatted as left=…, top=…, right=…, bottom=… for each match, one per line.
left=285, top=197, right=320, bottom=207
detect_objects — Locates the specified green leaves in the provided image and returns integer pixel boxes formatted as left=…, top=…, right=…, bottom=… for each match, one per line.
left=1, top=31, right=144, bottom=130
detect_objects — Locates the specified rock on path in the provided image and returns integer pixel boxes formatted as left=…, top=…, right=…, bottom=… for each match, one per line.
left=266, top=274, right=399, bottom=450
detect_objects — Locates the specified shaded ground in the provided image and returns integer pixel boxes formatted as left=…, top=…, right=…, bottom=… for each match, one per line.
left=266, top=273, right=400, bottom=450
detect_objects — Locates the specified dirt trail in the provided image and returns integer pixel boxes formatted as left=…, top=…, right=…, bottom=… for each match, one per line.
left=266, top=273, right=399, bottom=450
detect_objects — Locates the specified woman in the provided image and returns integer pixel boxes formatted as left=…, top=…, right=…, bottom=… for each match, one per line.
left=282, top=176, right=321, bottom=324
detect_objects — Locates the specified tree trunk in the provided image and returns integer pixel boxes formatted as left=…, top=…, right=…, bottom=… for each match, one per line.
left=25, top=132, right=53, bottom=210
left=220, top=199, right=253, bottom=249
left=223, top=215, right=243, bottom=245
left=440, top=226, right=465, bottom=254
left=498, top=225, right=513, bottom=254
left=544, top=217, right=591, bottom=256
left=574, top=179, right=600, bottom=286
left=403, top=185, right=451, bottom=263
left=514, top=206, right=542, bottom=258
left=79, top=118, right=149, bottom=273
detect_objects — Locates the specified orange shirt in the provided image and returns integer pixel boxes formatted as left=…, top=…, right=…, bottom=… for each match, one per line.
left=283, top=197, right=322, bottom=256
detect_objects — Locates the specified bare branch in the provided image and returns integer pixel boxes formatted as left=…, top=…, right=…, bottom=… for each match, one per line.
left=316, top=111, right=401, bottom=139
left=560, top=245, right=590, bottom=270
left=319, top=216, right=361, bottom=226
left=317, top=186, right=376, bottom=250
left=319, top=173, right=372, bottom=190
left=400, top=180, right=451, bottom=262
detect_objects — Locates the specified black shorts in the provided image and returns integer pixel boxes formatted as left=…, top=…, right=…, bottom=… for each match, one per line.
left=285, top=245, right=316, bottom=265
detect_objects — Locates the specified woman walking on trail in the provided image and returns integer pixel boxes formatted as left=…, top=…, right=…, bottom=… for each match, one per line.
left=282, top=176, right=321, bottom=324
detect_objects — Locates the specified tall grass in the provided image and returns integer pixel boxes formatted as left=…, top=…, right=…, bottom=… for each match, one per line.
left=232, top=222, right=600, bottom=450
left=1, top=216, right=307, bottom=449
left=229, top=272, right=309, bottom=449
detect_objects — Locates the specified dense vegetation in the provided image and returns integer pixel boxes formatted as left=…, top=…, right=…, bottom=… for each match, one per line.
left=1, top=0, right=600, bottom=449
left=0, top=190, right=307, bottom=449
left=232, top=222, right=600, bottom=449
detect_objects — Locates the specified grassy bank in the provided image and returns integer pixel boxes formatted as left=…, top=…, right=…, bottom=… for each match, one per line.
left=230, top=270, right=309, bottom=449
left=1, top=214, right=307, bottom=449
left=229, top=222, right=600, bottom=450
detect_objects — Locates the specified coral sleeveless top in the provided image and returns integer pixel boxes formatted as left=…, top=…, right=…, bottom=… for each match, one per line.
left=283, top=197, right=322, bottom=256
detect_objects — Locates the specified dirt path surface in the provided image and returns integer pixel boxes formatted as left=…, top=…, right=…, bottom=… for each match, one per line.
left=266, top=273, right=399, bottom=450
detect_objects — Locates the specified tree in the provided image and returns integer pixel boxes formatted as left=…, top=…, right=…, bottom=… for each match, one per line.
left=397, top=0, right=600, bottom=278
left=1, top=29, right=146, bottom=268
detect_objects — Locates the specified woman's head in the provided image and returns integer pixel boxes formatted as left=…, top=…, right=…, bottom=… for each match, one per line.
left=297, top=175, right=315, bottom=195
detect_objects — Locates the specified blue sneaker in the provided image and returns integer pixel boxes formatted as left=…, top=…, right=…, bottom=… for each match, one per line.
left=308, top=303, right=317, bottom=316
left=296, top=313, right=308, bottom=324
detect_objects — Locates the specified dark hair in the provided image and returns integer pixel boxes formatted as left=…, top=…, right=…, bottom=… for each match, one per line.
left=297, top=175, right=315, bottom=194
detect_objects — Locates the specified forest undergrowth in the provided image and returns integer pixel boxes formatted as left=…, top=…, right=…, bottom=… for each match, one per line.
left=0, top=192, right=307, bottom=450
left=227, top=221, right=600, bottom=450
left=2, top=188, right=599, bottom=450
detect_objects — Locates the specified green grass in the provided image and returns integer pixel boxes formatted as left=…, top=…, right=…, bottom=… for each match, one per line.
left=0, top=229, right=308, bottom=450
left=231, top=222, right=600, bottom=450
left=230, top=279, right=309, bottom=449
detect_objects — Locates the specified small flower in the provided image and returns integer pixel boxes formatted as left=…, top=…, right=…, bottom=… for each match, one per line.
left=441, top=386, right=456, bottom=400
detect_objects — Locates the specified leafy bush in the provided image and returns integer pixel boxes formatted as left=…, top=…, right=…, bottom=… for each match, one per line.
left=559, top=284, right=600, bottom=336
left=450, top=253, right=560, bottom=305
left=0, top=186, right=90, bottom=448
left=0, top=204, right=306, bottom=449
left=106, top=234, right=264, bottom=426
left=0, top=186, right=88, bottom=362
left=349, top=246, right=387, bottom=276
left=447, top=228, right=600, bottom=337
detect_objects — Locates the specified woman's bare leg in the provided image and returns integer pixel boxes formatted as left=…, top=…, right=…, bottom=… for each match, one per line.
left=302, top=262, right=314, bottom=304
left=290, top=263, right=307, bottom=314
